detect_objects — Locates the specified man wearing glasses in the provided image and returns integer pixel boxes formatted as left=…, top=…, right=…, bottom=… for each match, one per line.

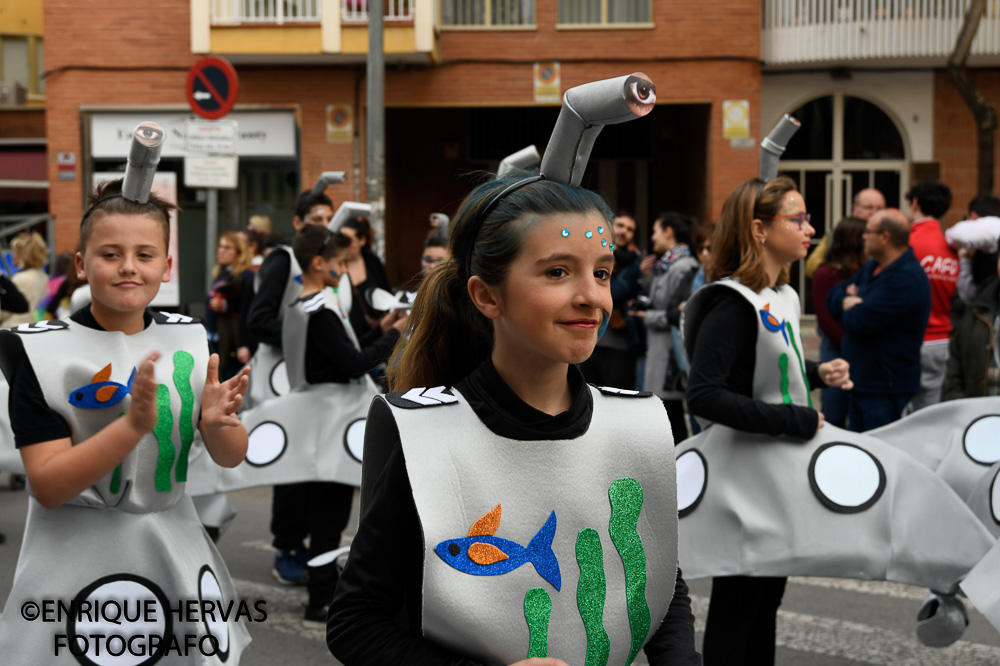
left=828, top=209, right=931, bottom=432
left=805, top=187, right=886, bottom=278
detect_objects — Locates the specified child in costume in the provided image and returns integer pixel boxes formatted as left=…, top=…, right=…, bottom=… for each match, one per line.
left=683, top=175, right=851, bottom=665
left=283, top=224, right=406, bottom=627
left=327, top=171, right=699, bottom=663
left=0, top=175, right=252, bottom=663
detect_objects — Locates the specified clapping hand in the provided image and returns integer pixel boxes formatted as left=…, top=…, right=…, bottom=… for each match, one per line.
left=201, top=354, right=250, bottom=430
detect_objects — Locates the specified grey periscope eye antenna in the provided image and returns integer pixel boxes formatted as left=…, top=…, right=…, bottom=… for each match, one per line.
left=497, top=146, right=540, bottom=177
left=330, top=201, right=372, bottom=231
left=312, top=171, right=347, bottom=196
left=540, top=72, right=656, bottom=186
left=121, top=122, right=165, bottom=204
left=760, top=114, right=801, bottom=183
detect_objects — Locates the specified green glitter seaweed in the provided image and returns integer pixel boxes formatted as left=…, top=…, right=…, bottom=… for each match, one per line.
left=785, top=322, right=813, bottom=407
left=608, top=478, right=650, bottom=665
left=153, top=384, right=175, bottom=492
left=171, top=351, right=196, bottom=482
left=524, top=587, right=551, bottom=658
left=110, top=464, right=121, bottom=494
left=778, top=353, right=792, bottom=405
left=576, top=528, right=610, bottom=666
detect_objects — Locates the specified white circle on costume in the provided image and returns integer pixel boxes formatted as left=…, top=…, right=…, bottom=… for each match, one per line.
left=72, top=578, right=165, bottom=665
left=676, top=449, right=707, bottom=517
left=344, top=419, right=366, bottom=463
left=198, top=567, right=230, bottom=655
left=991, top=468, right=1000, bottom=525
left=812, top=444, right=881, bottom=508
left=246, top=422, right=287, bottom=466
left=964, top=416, right=1000, bottom=465
left=270, top=361, right=290, bottom=397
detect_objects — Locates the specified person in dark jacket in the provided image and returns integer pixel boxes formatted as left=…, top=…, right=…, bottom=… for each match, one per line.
left=828, top=208, right=931, bottom=431
left=943, top=257, right=1000, bottom=400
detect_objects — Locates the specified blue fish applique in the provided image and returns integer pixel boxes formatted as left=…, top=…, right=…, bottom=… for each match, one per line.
left=68, top=363, right=135, bottom=409
left=434, top=503, right=561, bottom=591
left=759, top=304, right=789, bottom=345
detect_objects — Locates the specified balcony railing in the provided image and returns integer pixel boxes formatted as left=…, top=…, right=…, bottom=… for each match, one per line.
left=342, top=0, right=415, bottom=22
left=441, top=0, right=535, bottom=27
left=763, top=0, right=1000, bottom=65
left=212, top=0, right=321, bottom=23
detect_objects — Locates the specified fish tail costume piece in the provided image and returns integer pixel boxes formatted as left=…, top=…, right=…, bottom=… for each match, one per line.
left=0, top=313, right=251, bottom=663
left=677, top=280, right=995, bottom=642
left=192, top=288, right=377, bottom=493
left=367, top=385, right=678, bottom=665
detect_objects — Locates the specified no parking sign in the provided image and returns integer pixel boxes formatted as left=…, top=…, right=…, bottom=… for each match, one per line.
left=187, top=57, right=239, bottom=120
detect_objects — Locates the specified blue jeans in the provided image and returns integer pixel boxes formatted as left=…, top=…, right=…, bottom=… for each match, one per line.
left=848, top=392, right=910, bottom=432
left=818, top=331, right=848, bottom=428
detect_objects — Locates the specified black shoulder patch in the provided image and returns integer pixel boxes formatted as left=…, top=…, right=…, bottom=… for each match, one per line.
left=10, top=320, right=69, bottom=334
left=152, top=311, right=201, bottom=325
left=593, top=385, right=655, bottom=398
left=385, top=386, right=459, bottom=409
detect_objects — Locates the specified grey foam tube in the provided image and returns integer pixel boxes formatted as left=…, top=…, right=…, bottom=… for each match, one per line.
left=312, top=171, right=347, bottom=196
left=498, top=145, right=540, bottom=177
left=759, top=114, right=801, bottom=183
left=540, top=73, right=656, bottom=186
left=121, top=122, right=165, bottom=204
left=330, top=201, right=371, bottom=231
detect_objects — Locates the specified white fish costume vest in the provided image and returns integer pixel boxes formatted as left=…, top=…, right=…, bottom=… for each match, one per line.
left=196, top=289, right=377, bottom=492
left=677, top=281, right=993, bottom=598
left=0, top=314, right=251, bottom=664
left=369, top=385, right=678, bottom=666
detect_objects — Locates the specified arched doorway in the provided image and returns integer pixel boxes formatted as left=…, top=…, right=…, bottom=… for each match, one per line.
left=777, top=93, right=909, bottom=313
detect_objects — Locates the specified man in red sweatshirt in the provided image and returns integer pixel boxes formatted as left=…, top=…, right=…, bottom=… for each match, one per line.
left=904, top=181, right=959, bottom=410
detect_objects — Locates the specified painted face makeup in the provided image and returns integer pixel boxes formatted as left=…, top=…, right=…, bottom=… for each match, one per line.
left=560, top=222, right=613, bottom=249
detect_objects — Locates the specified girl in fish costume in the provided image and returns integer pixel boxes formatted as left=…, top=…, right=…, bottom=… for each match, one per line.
left=329, top=151, right=699, bottom=666
left=0, top=176, right=252, bottom=664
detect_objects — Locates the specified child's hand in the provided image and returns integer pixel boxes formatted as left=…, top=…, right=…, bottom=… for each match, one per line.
left=392, top=310, right=409, bottom=333
left=125, top=351, right=161, bottom=435
left=201, top=354, right=250, bottom=430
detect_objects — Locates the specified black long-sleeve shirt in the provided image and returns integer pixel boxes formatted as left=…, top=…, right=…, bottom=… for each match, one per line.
left=303, top=302, right=400, bottom=384
left=686, top=287, right=823, bottom=438
left=246, top=249, right=292, bottom=348
left=327, top=360, right=701, bottom=666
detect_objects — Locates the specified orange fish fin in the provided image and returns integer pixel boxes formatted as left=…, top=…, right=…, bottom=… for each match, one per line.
left=96, top=385, right=117, bottom=403
left=468, top=503, right=502, bottom=537
left=92, top=363, right=112, bottom=383
left=762, top=304, right=771, bottom=312
left=467, top=542, right=509, bottom=566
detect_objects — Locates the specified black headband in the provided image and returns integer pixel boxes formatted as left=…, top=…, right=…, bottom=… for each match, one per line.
left=463, top=174, right=545, bottom=279
left=80, top=193, right=170, bottom=228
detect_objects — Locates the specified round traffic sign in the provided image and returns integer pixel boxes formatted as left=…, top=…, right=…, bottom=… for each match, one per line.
left=187, top=56, right=239, bottom=120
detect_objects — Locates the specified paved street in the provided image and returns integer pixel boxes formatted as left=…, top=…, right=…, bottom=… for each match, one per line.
left=1, top=469, right=999, bottom=665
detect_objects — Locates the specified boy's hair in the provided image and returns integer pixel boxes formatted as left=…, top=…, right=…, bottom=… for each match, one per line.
left=905, top=181, right=952, bottom=219
left=12, top=232, right=49, bottom=269
left=969, top=194, right=1000, bottom=218
left=292, top=225, right=350, bottom=271
left=80, top=179, right=177, bottom=252
left=424, top=235, right=446, bottom=249
left=294, top=191, right=334, bottom=221
left=389, top=169, right=612, bottom=392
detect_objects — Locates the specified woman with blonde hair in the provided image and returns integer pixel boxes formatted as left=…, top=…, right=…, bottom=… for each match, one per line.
left=683, top=175, right=852, bottom=665
left=206, top=231, right=255, bottom=379
left=2, top=232, right=49, bottom=327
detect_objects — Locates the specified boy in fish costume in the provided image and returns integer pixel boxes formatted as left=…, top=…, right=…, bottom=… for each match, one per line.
left=0, top=130, right=252, bottom=664
left=329, top=74, right=700, bottom=666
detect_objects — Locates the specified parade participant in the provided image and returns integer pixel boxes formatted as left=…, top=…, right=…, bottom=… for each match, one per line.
left=339, top=216, right=392, bottom=338
left=245, top=187, right=335, bottom=585
left=249, top=224, right=406, bottom=626
left=329, top=72, right=699, bottom=666
left=684, top=175, right=852, bottom=665
left=0, top=122, right=252, bottom=662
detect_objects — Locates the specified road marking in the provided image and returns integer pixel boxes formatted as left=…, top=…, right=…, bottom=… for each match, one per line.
left=788, top=576, right=929, bottom=601
left=691, top=595, right=1000, bottom=665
